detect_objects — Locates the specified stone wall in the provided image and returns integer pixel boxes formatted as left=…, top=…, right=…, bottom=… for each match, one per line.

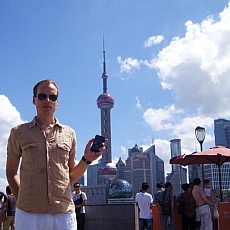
left=84, top=204, right=137, bottom=230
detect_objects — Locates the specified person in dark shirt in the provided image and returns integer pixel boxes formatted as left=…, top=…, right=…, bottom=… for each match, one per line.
left=2, top=186, right=16, bottom=230
left=155, top=182, right=175, bottom=230
left=178, top=183, right=196, bottom=230
left=72, top=183, right=87, bottom=230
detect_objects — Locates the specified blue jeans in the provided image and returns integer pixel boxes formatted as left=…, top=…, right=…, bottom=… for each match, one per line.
left=139, top=218, right=153, bottom=230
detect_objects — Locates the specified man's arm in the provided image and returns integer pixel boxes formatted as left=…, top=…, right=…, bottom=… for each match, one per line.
left=69, top=138, right=105, bottom=185
left=82, top=199, right=87, bottom=207
left=200, top=188, right=214, bottom=206
left=6, top=157, right=20, bottom=200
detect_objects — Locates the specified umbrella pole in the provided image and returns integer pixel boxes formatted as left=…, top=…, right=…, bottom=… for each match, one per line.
left=218, top=164, right=223, bottom=202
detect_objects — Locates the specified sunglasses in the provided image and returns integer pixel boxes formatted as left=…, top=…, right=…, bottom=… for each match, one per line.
left=74, top=185, right=80, bottom=188
left=37, top=93, right=58, bottom=102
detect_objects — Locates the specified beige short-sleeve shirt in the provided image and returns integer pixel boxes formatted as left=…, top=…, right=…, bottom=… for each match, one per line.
left=7, top=117, right=76, bottom=214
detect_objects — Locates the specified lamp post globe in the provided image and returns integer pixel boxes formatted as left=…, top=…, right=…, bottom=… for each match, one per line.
left=195, top=126, right=206, bottom=182
left=195, top=126, right=206, bottom=151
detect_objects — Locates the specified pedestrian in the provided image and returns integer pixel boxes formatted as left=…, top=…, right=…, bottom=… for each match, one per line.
left=177, top=183, right=196, bottom=230
left=154, top=182, right=164, bottom=204
left=72, top=183, right=87, bottom=230
left=6, top=79, right=106, bottom=230
left=154, top=182, right=175, bottom=230
left=135, top=182, right=153, bottom=230
left=192, top=178, right=215, bottom=230
left=2, top=186, right=16, bottom=230
left=203, top=179, right=220, bottom=230
left=0, top=192, right=7, bottom=228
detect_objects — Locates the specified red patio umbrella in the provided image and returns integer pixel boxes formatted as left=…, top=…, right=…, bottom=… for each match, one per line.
left=170, top=146, right=230, bottom=201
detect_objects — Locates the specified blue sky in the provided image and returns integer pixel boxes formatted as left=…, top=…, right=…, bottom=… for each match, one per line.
left=1, top=0, right=230, bottom=192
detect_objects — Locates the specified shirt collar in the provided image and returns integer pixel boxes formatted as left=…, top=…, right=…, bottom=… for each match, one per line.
left=29, top=116, right=63, bottom=128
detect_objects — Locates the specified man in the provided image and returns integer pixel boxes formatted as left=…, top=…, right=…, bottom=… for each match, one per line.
left=154, top=182, right=164, bottom=204
left=192, top=178, right=215, bottom=230
left=2, top=186, right=16, bottom=230
left=0, top=192, right=7, bottom=227
left=154, top=182, right=175, bottom=230
left=135, top=182, right=153, bottom=230
left=6, top=79, right=106, bottom=230
left=177, top=183, right=196, bottom=230
left=72, top=183, right=87, bottom=230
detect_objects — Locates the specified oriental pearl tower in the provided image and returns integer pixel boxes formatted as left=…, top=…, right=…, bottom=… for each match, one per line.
left=97, top=39, right=117, bottom=183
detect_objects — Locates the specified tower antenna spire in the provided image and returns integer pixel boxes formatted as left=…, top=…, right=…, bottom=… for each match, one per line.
left=103, top=35, right=106, bottom=75
left=102, top=35, right=108, bottom=94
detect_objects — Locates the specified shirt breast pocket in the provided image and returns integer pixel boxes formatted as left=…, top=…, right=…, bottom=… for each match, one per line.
left=22, top=143, right=40, bottom=163
left=56, top=143, right=71, bottom=163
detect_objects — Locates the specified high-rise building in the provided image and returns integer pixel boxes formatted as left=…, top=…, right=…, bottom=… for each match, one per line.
left=116, top=157, right=126, bottom=180
left=87, top=164, right=99, bottom=186
left=204, top=118, right=230, bottom=197
left=144, top=145, right=165, bottom=195
left=124, top=145, right=151, bottom=197
left=77, top=176, right=85, bottom=186
left=214, top=118, right=230, bottom=147
left=167, top=139, right=187, bottom=197
left=122, top=144, right=165, bottom=197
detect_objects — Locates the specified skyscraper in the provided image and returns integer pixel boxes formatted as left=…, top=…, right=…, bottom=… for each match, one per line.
left=124, top=145, right=151, bottom=196
left=170, top=139, right=181, bottom=172
left=144, top=145, right=165, bottom=195
left=167, top=139, right=187, bottom=197
left=204, top=118, right=230, bottom=196
left=122, top=144, right=165, bottom=197
left=214, top=118, right=230, bottom=147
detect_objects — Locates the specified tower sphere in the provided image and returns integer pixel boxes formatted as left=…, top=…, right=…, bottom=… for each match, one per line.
left=97, top=93, right=114, bottom=109
left=97, top=162, right=117, bottom=181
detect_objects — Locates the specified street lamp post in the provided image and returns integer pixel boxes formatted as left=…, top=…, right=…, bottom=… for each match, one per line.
left=195, top=126, right=206, bottom=182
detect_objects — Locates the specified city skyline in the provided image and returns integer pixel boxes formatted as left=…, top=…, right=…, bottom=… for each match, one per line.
left=1, top=1, right=230, bottom=192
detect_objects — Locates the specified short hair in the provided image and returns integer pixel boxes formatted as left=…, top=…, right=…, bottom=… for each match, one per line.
left=74, top=182, right=80, bottom=187
left=6, top=185, right=11, bottom=194
left=33, top=79, right=59, bottom=97
left=203, top=179, right=210, bottom=185
left=182, top=183, right=190, bottom=191
left=165, top=182, right=172, bottom=189
left=157, top=182, right=164, bottom=189
left=193, top=178, right=201, bottom=185
left=142, top=182, right=149, bottom=190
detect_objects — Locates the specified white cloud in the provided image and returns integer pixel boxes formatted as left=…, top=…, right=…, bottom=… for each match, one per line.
left=117, top=56, right=141, bottom=74
left=143, top=104, right=181, bottom=131
left=151, top=3, right=230, bottom=117
left=142, top=112, right=215, bottom=175
left=118, top=3, right=230, bottom=118
left=134, top=96, right=142, bottom=111
left=119, top=145, right=127, bottom=155
left=0, top=95, right=24, bottom=192
left=144, top=35, right=164, bottom=47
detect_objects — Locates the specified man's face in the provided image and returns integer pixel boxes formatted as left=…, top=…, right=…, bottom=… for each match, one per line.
left=33, top=82, right=58, bottom=116
left=74, top=184, right=80, bottom=193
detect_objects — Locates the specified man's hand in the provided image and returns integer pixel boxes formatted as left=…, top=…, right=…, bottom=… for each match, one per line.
left=83, top=137, right=107, bottom=163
